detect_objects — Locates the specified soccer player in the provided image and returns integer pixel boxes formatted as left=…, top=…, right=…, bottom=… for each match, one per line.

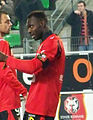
left=0, top=11, right=65, bottom=120
left=0, top=11, right=27, bottom=120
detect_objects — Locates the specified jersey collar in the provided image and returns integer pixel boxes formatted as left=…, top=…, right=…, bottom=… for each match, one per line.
left=41, top=30, right=53, bottom=42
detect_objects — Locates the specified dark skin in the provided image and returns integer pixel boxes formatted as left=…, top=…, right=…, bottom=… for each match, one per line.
left=27, top=16, right=49, bottom=40
left=0, top=16, right=50, bottom=62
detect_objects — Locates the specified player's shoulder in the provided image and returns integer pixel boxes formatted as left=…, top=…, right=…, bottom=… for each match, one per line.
left=0, top=38, right=9, bottom=45
left=46, top=34, right=60, bottom=43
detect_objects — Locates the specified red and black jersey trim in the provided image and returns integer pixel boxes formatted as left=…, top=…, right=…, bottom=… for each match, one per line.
left=55, top=40, right=62, bottom=59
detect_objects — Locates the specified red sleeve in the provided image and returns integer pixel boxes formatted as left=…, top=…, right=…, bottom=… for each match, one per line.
left=6, top=56, right=43, bottom=74
left=43, top=39, right=58, bottom=61
left=6, top=37, right=58, bottom=74
left=3, top=67, right=27, bottom=96
left=37, top=38, right=58, bottom=64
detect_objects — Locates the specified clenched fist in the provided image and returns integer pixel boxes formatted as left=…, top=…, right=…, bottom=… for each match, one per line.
left=0, top=52, right=8, bottom=62
left=74, top=10, right=81, bottom=15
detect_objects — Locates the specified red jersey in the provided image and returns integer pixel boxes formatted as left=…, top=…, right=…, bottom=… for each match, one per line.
left=0, top=38, right=27, bottom=112
left=0, top=65, right=27, bottom=112
left=6, top=34, right=65, bottom=117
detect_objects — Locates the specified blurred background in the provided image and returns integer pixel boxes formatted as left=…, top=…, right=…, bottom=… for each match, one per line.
left=0, top=0, right=93, bottom=54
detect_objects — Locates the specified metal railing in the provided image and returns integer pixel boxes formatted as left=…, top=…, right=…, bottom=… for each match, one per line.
left=50, top=0, right=78, bottom=34
left=22, top=35, right=93, bottom=54
left=62, top=35, right=93, bottom=52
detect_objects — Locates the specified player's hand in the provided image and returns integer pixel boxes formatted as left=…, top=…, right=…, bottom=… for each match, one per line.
left=0, top=51, right=8, bottom=62
left=74, top=10, right=81, bottom=15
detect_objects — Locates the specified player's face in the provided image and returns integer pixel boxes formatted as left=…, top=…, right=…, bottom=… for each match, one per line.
left=77, top=3, right=85, bottom=13
left=27, top=16, right=44, bottom=40
left=0, top=14, right=12, bottom=36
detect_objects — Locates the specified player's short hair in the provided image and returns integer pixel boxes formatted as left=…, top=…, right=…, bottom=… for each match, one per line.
left=27, top=10, right=48, bottom=24
left=78, top=0, right=86, bottom=7
left=0, top=11, right=8, bottom=23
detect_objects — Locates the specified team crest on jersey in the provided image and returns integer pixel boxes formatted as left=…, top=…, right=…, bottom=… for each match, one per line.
left=50, top=36, right=54, bottom=39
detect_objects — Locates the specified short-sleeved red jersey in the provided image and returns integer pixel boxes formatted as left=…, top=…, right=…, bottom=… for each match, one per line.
left=6, top=34, right=65, bottom=117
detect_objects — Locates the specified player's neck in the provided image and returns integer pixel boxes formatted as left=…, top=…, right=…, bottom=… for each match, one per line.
left=41, top=28, right=52, bottom=42
left=0, top=33, right=4, bottom=38
left=42, top=27, right=50, bottom=36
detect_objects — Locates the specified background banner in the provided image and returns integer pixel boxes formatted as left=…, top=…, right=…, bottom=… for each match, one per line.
left=62, top=53, right=93, bottom=91
left=55, top=92, right=93, bottom=120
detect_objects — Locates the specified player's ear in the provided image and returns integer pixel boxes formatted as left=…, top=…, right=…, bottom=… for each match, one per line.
left=40, top=20, right=46, bottom=28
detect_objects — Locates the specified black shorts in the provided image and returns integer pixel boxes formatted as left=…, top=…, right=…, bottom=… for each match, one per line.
left=23, top=111, right=54, bottom=120
left=0, top=110, right=18, bottom=120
